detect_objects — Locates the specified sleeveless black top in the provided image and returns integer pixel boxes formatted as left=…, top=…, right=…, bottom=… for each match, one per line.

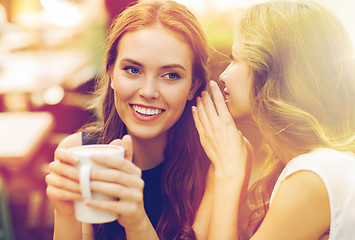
left=82, top=131, right=164, bottom=239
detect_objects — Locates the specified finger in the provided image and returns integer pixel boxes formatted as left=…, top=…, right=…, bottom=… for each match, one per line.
left=46, top=186, right=82, bottom=201
left=46, top=173, right=81, bottom=193
left=193, top=104, right=215, bottom=159
left=210, top=80, right=233, bottom=120
left=91, top=180, right=144, bottom=201
left=85, top=200, right=142, bottom=217
left=201, top=91, right=219, bottom=125
left=192, top=106, right=205, bottom=137
left=48, top=160, right=79, bottom=181
left=55, top=148, right=79, bottom=165
left=122, top=135, right=133, bottom=162
left=110, top=139, right=123, bottom=146
left=196, top=96, right=212, bottom=131
left=90, top=155, right=141, bottom=176
left=91, top=168, right=143, bottom=187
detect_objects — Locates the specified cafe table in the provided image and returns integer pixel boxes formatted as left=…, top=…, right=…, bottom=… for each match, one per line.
left=0, top=111, right=54, bottom=170
left=0, top=49, right=90, bottom=94
left=0, top=49, right=91, bottom=111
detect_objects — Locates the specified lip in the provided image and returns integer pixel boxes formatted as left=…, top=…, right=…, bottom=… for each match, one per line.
left=224, top=88, right=230, bottom=103
left=129, top=104, right=165, bottom=122
left=223, top=87, right=229, bottom=95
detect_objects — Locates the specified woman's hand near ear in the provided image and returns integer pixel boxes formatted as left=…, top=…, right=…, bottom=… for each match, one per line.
left=192, top=80, right=249, bottom=178
left=192, top=80, right=252, bottom=240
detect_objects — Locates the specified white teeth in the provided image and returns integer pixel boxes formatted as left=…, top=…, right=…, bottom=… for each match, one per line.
left=225, top=95, right=230, bottom=103
left=132, top=105, right=162, bottom=116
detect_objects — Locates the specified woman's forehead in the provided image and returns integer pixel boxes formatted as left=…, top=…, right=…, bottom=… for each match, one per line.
left=116, top=24, right=193, bottom=69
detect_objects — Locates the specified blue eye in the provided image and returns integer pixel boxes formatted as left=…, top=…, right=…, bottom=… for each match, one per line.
left=123, top=66, right=140, bottom=74
left=164, top=72, right=180, bottom=80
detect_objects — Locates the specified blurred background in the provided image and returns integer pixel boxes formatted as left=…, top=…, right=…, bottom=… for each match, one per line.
left=0, top=0, right=354, bottom=239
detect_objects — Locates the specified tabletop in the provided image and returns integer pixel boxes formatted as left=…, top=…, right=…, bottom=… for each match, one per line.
left=0, top=111, right=54, bottom=169
left=0, top=49, right=91, bottom=94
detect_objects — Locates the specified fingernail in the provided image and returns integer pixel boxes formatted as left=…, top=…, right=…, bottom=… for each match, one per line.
left=192, top=106, right=197, bottom=112
left=197, top=96, right=201, bottom=102
left=210, top=80, right=217, bottom=86
left=201, top=91, right=206, bottom=96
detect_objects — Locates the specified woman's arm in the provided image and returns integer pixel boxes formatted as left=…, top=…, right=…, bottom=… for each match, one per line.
left=193, top=166, right=214, bottom=240
left=252, top=170, right=330, bottom=240
left=209, top=142, right=253, bottom=240
left=46, top=132, right=84, bottom=240
left=53, top=210, right=82, bottom=240
left=192, top=81, right=251, bottom=239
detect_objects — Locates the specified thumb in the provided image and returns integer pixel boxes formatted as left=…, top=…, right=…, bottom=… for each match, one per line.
left=109, top=139, right=123, bottom=146
left=121, top=135, right=133, bottom=162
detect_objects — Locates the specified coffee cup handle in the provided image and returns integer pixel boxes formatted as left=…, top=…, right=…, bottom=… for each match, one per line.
left=79, top=164, right=92, bottom=199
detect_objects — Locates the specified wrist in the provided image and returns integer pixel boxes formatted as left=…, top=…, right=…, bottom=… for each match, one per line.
left=125, top=217, right=149, bottom=232
left=54, top=209, right=77, bottom=220
left=54, top=210, right=82, bottom=240
left=213, top=149, right=249, bottom=183
left=125, top=216, right=159, bottom=240
left=214, top=166, right=246, bottom=183
left=213, top=167, right=246, bottom=197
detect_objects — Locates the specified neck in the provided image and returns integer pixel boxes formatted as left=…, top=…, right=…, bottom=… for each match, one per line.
left=235, top=115, right=264, bottom=153
left=129, top=133, right=167, bottom=170
left=235, top=115, right=267, bottom=184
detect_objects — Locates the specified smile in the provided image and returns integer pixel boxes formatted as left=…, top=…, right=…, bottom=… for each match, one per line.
left=131, top=104, right=164, bottom=116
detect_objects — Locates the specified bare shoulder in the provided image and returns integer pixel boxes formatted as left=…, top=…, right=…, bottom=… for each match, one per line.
left=57, top=132, right=83, bottom=149
left=253, top=170, right=330, bottom=240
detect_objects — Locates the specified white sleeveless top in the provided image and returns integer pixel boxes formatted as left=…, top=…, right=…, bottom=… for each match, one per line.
left=270, top=148, right=355, bottom=240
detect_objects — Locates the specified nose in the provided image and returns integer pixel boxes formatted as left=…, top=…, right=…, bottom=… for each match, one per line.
left=219, top=62, right=232, bottom=84
left=138, top=76, right=160, bottom=100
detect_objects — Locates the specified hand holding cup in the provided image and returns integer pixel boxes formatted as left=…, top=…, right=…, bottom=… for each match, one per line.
left=68, top=144, right=125, bottom=223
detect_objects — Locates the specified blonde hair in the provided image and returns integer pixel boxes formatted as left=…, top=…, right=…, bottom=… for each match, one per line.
left=233, top=0, right=355, bottom=235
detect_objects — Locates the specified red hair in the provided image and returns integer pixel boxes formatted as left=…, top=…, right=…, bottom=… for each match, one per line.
left=90, top=1, right=210, bottom=239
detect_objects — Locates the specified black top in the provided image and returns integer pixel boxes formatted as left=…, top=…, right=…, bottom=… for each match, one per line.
left=82, top=131, right=164, bottom=239
left=141, top=162, right=164, bottom=228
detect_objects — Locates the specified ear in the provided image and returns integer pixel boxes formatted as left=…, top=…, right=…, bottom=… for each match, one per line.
left=108, top=67, right=115, bottom=90
left=110, top=77, right=114, bottom=90
left=187, top=80, right=201, bottom=101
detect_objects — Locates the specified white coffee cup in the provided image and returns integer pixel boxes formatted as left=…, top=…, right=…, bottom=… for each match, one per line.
left=68, top=144, right=125, bottom=223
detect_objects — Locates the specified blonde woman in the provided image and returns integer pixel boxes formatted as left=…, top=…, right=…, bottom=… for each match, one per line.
left=193, top=1, right=355, bottom=239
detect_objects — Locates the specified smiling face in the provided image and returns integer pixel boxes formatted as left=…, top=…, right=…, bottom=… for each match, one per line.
left=110, top=23, right=195, bottom=140
left=219, top=60, right=252, bottom=120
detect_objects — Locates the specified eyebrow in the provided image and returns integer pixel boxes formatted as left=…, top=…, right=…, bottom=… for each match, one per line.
left=120, top=58, right=186, bottom=71
left=161, top=64, right=186, bottom=72
left=120, top=58, right=143, bottom=67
